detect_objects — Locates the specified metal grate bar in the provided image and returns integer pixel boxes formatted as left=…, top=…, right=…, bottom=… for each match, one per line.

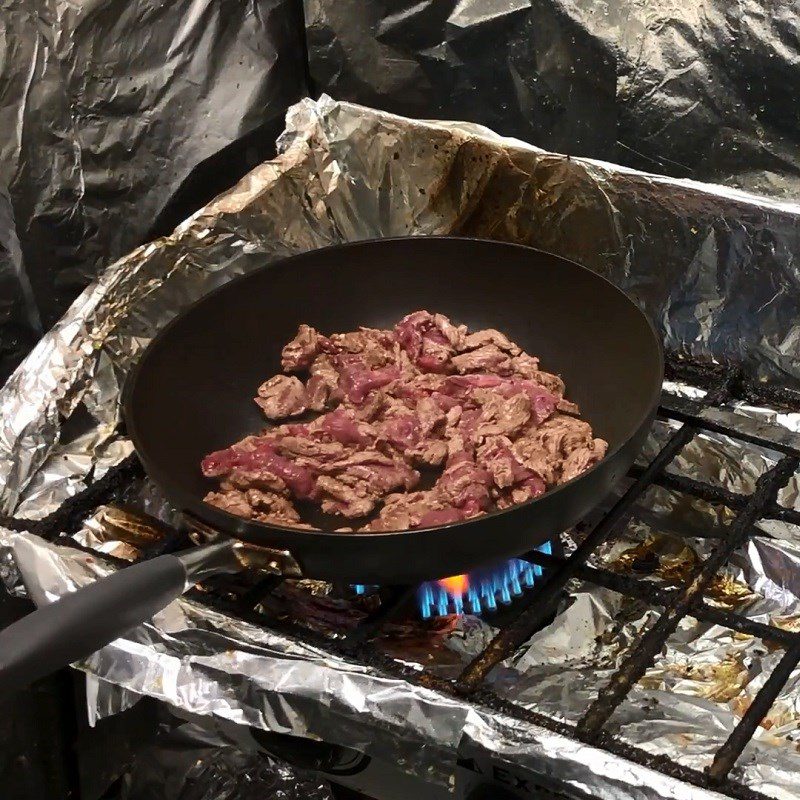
left=708, top=641, right=800, bottom=782
left=239, top=574, right=287, bottom=609
left=524, top=549, right=800, bottom=648
left=575, top=455, right=799, bottom=739
left=628, top=462, right=747, bottom=512
left=454, top=422, right=698, bottom=693
left=764, top=502, right=800, bottom=527
left=659, top=400, right=800, bottom=459
left=341, top=585, right=416, bottom=649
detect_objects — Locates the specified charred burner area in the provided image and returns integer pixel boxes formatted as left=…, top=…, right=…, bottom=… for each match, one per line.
left=9, top=355, right=800, bottom=800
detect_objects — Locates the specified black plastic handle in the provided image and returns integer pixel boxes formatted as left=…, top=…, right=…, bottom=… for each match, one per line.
left=0, top=554, right=187, bottom=700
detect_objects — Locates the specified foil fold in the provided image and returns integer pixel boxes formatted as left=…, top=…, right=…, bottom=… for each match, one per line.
left=5, top=97, right=800, bottom=518
left=5, top=98, right=800, bottom=798
left=0, top=526, right=728, bottom=800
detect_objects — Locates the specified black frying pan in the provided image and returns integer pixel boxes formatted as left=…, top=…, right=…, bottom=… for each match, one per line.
left=0, top=237, right=663, bottom=697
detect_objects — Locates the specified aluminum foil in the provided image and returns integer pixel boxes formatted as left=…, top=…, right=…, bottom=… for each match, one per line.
left=0, top=523, right=729, bottom=800
left=5, top=96, right=800, bottom=519
left=304, top=0, right=800, bottom=197
left=6, top=98, right=800, bottom=798
left=0, top=0, right=306, bottom=369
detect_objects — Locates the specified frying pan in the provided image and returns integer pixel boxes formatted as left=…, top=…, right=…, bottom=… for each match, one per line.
left=0, top=237, right=663, bottom=697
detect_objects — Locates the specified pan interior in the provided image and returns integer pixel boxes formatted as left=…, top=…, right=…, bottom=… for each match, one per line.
left=125, top=238, right=661, bottom=534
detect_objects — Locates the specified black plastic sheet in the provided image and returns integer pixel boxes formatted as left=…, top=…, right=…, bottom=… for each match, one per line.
left=112, top=720, right=334, bottom=800
left=304, top=0, right=800, bottom=194
left=0, top=186, right=40, bottom=382
left=0, top=0, right=307, bottom=379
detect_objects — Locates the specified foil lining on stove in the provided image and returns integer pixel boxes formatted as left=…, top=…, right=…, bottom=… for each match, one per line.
left=0, top=524, right=726, bottom=800
left=4, top=99, right=800, bottom=798
left=5, top=96, right=800, bottom=519
left=3, top=385, right=800, bottom=798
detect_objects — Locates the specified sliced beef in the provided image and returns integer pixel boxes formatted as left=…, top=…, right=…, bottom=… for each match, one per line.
left=305, top=375, right=332, bottom=411
left=512, top=414, right=608, bottom=487
left=204, top=487, right=310, bottom=528
left=451, top=344, right=513, bottom=375
left=435, top=451, right=493, bottom=514
left=245, top=488, right=306, bottom=525
left=203, top=311, right=606, bottom=530
left=460, top=328, right=521, bottom=355
left=313, top=450, right=419, bottom=517
left=201, top=437, right=316, bottom=498
left=560, top=438, right=608, bottom=483
left=328, top=327, right=396, bottom=368
left=509, top=352, right=540, bottom=378
left=338, top=360, right=400, bottom=404
left=204, top=488, right=255, bottom=518
left=282, top=324, right=328, bottom=371
left=255, top=375, right=307, bottom=419
left=395, top=310, right=466, bottom=373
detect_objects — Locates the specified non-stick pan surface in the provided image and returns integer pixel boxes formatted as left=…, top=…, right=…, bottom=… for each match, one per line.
left=124, top=237, right=663, bottom=584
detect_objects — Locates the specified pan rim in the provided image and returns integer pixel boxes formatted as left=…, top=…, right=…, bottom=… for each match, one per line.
left=123, top=235, right=664, bottom=541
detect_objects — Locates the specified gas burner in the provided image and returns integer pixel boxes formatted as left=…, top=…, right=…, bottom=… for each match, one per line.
left=350, top=541, right=557, bottom=619
left=416, top=542, right=553, bottom=618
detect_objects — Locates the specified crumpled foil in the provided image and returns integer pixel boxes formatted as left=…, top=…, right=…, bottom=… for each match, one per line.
left=5, top=95, right=800, bottom=520
left=0, top=0, right=306, bottom=370
left=304, top=0, right=800, bottom=198
left=0, top=522, right=729, bottom=800
left=6, top=98, right=800, bottom=798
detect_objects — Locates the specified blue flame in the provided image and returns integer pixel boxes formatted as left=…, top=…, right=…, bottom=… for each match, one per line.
left=417, top=540, right=552, bottom=619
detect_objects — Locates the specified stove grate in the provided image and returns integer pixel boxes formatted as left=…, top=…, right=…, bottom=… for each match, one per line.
left=9, top=355, right=800, bottom=800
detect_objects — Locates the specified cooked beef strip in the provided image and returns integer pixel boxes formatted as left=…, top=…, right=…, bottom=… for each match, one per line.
left=460, top=328, right=522, bottom=355
left=281, top=325, right=328, bottom=371
left=329, top=327, right=396, bottom=367
left=255, top=375, right=308, bottom=419
left=395, top=310, right=466, bottom=373
left=202, top=312, right=607, bottom=530
left=451, top=344, right=514, bottom=375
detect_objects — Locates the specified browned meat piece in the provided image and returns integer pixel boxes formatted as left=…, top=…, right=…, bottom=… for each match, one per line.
left=305, top=375, right=331, bottom=411
left=282, top=324, right=328, bottom=371
left=255, top=375, right=307, bottom=419
left=305, top=354, right=340, bottom=408
left=560, top=438, right=608, bottom=484
left=512, top=414, right=607, bottom=486
left=364, top=491, right=443, bottom=531
left=470, top=389, right=532, bottom=439
left=314, top=476, right=376, bottom=518
left=364, top=489, right=473, bottom=531
left=202, top=436, right=315, bottom=497
left=435, top=451, right=492, bottom=514
left=526, top=368, right=566, bottom=399
left=244, top=488, right=304, bottom=524
left=508, top=355, right=569, bottom=406
left=395, top=310, right=466, bottom=373
left=460, top=328, right=521, bottom=355
left=225, top=467, right=287, bottom=493
left=203, top=310, right=606, bottom=531
left=329, top=327, right=396, bottom=368
left=204, top=488, right=254, bottom=518
left=509, top=352, right=540, bottom=378
left=557, top=398, right=580, bottom=415
left=312, top=450, right=419, bottom=517
left=451, top=344, right=513, bottom=375
left=510, top=439, right=560, bottom=486
left=204, top=486, right=311, bottom=528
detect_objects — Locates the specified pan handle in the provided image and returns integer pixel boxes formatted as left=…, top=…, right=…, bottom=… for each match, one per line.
left=0, top=553, right=188, bottom=701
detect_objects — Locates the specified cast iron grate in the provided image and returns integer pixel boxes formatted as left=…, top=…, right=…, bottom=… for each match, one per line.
left=9, top=355, right=800, bottom=800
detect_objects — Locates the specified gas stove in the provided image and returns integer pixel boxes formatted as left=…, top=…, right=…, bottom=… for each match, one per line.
left=6, top=356, right=800, bottom=800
